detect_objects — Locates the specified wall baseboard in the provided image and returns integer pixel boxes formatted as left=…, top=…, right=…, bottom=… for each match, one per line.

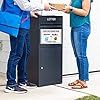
left=63, top=70, right=100, bottom=76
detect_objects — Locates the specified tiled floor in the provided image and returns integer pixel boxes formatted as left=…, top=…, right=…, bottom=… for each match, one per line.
left=0, top=72, right=100, bottom=100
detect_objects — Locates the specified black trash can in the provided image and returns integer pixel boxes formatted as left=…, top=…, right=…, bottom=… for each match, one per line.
left=27, top=16, right=63, bottom=87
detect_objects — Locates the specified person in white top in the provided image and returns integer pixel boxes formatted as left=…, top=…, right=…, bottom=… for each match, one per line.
left=4, top=0, right=55, bottom=93
left=14, top=0, right=54, bottom=17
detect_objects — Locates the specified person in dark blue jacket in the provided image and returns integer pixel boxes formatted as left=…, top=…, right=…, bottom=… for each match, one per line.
left=4, top=0, right=53, bottom=93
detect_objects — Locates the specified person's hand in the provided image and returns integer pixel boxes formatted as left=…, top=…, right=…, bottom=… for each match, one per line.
left=62, top=5, right=71, bottom=13
left=44, top=3, right=56, bottom=11
left=30, top=11, right=40, bottom=18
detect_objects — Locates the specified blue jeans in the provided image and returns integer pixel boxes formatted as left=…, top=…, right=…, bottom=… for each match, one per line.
left=71, top=23, right=90, bottom=81
left=7, top=28, right=31, bottom=86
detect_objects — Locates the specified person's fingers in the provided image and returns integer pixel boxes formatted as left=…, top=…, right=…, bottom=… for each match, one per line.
left=63, top=8, right=66, bottom=10
left=34, top=12, right=40, bottom=16
left=30, top=11, right=40, bottom=18
left=32, top=14, right=38, bottom=18
left=62, top=10, right=66, bottom=13
left=31, top=13, right=38, bottom=18
left=50, top=5, right=56, bottom=10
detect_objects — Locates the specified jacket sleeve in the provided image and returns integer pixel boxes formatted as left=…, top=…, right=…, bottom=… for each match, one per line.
left=14, top=0, right=44, bottom=11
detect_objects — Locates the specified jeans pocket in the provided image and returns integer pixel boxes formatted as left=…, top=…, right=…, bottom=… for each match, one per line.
left=81, top=23, right=90, bottom=39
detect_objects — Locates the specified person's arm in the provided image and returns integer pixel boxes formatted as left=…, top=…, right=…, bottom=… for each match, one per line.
left=14, top=0, right=49, bottom=11
left=63, top=0, right=91, bottom=16
left=71, top=0, right=90, bottom=16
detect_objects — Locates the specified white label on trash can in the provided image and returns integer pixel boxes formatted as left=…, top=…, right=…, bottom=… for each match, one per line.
left=40, top=29, right=62, bottom=44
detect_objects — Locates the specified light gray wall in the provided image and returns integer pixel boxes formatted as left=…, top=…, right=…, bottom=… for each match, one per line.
left=0, top=0, right=3, bottom=10
left=0, top=33, right=10, bottom=73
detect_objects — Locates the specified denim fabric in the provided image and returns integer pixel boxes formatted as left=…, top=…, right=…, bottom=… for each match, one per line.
left=71, top=23, right=90, bottom=81
left=7, top=28, right=31, bottom=86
